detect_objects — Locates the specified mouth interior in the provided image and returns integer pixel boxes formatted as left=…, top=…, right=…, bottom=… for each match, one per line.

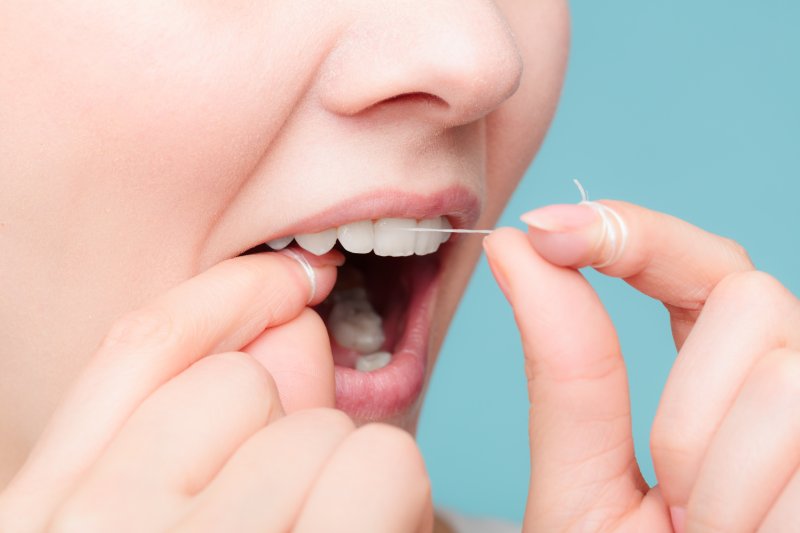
left=314, top=245, right=439, bottom=370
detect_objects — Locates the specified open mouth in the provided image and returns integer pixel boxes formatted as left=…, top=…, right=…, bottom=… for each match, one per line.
left=246, top=215, right=453, bottom=421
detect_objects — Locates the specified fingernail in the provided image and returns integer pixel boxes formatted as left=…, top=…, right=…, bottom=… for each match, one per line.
left=670, top=506, right=686, bottom=533
left=520, top=203, right=598, bottom=233
left=278, top=247, right=345, bottom=268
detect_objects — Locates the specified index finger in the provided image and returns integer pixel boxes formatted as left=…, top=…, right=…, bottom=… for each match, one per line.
left=521, top=200, right=754, bottom=345
left=3, top=249, right=342, bottom=520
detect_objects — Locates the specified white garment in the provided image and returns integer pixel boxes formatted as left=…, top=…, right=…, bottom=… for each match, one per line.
left=437, top=509, right=520, bottom=533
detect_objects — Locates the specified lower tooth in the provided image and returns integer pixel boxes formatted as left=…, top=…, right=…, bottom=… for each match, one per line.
left=328, top=297, right=385, bottom=354
left=355, top=351, right=392, bottom=372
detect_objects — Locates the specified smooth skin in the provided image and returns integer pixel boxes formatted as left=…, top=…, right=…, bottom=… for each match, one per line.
left=1, top=0, right=797, bottom=530
left=484, top=201, right=800, bottom=532
left=0, top=249, right=433, bottom=532
left=3, top=200, right=797, bottom=532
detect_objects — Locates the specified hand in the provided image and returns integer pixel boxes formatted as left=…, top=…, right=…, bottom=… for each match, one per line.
left=0, top=250, right=432, bottom=533
left=483, top=201, right=800, bottom=532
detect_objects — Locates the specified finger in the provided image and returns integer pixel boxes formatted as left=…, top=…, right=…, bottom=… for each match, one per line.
left=760, top=468, right=800, bottom=533
left=483, top=228, right=642, bottom=530
left=651, top=272, right=800, bottom=509
left=684, top=348, right=800, bottom=533
left=175, top=408, right=354, bottom=533
left=244, top=308, right=335, bottom=413
left=293, top=424, right=433, bottom=533
left=49, top=352, right=284, bottom=533
left=521, top=201, right=754, bottom=346
left=3, top=249, right=342, bottom=524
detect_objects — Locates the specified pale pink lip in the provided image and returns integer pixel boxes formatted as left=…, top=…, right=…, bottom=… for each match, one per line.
left=331, top=252, right=440, bottom=422
left=233, top=185, right=479, bottom=420
left=253, top=185, right=481, bottom=251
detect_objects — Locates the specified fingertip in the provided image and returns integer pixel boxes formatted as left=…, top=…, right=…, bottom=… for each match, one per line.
left=520, top=203, right=604, bottom=268
left=276, top=248, right=341, bottom=306
left=670, top=506, right=686, bottom=533
left=526, top=227, right=596, bottom=268
left=483, top=227, right=574, bottom=314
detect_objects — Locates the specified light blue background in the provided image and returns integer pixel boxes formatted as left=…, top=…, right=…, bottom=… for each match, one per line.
left=418, top=1, right=800, bottom=523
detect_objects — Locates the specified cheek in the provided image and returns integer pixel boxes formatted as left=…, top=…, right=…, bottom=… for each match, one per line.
left=1, top=0, right=338, bottom=231
left=483, top=0, right=570, bottom=223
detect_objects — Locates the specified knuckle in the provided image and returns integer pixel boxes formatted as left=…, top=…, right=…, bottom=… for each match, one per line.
left=298, top=307, right=327, bottom=335
left=199, top=352, right=278, bottom=404
left=650, top=416, right=701, bottom=471
left=49, top=501, right=105, bottom=533
left=710, top=270, right=789, bottom=309
left=354, top=424, right=430, bottom=498
left=299, top=407, right=356, bottom=435
left=686, top=505, right=731, bottom=533
left=719, top=237, right=753, bottom=269
left=99, top=306, right=177, bottom=355
left=756, top=348, right=800, bottom=399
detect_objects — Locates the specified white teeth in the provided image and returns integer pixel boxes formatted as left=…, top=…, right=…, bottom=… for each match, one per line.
left=439, top=217, right=453, bottom=243
left=414, top=218, right=443, bottom=255
left=266, top=236, right=293, bottom=250
left=355, top=351, right=392, bottom=372
left=328, top=290, right=385, bottom=354
left=266, top=215, right=450, bottom=256
left=295, top=228, right=338, bottom=256
left=337, top=220, right=374, bottom=254
left=373, top=218, right=416, bottom=257
left=328, top=287, right=391, bottom=371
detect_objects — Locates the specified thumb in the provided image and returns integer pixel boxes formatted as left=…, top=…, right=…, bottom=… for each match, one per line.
left=483, top=228, right=644, bottom=531
left=244, top=307, right=336, bottom=414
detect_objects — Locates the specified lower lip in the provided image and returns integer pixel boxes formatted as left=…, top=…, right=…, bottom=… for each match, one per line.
left=332, top=257, right=439, bottom=422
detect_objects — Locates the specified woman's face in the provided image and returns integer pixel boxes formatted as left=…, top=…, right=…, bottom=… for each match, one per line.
left=0, top=0, right=568, bottom=442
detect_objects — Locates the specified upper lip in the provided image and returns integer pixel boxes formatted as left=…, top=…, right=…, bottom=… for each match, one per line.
left=244, top=185, right=481, bottom=253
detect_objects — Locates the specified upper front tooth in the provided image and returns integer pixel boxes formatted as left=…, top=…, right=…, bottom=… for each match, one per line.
left=414, top=218, right=443, bottom=255
left=282, top=216, right=448, bottom=256
left=337, top=220, right=374, bottom=254
left=266, top=236, right=293, bottom=250
left=295, top=228, right=338, bottom=255
left=373, top=218, right=416, bottom=257
left=439, top=217, right=453, bottom=243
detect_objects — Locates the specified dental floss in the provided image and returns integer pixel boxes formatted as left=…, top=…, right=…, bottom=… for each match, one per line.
left=279, top=248, right=317, bottom=304
left=574, top=178, right=629, bottom=268
left=401, top=228, right=493, bottom=235
left=394, top=179, right=629, bottom=269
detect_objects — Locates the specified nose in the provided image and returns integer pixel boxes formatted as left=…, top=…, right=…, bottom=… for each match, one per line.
left=317, top=0, right=523, bottom=127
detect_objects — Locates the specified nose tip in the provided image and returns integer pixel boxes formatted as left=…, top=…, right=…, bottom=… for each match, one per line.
left=317, top=1, right=523, bottom=126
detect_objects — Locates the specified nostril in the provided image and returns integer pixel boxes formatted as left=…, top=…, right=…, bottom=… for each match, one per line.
left=317, top=2, right=522, bottom=125
left=379, top=92, right=449, bottom=109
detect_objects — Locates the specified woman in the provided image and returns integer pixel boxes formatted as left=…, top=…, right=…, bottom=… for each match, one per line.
left=1, top=0, right=797, bottom=531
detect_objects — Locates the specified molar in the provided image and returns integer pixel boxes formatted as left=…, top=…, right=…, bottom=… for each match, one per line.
left=328, top=294, right=385, bottom=354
